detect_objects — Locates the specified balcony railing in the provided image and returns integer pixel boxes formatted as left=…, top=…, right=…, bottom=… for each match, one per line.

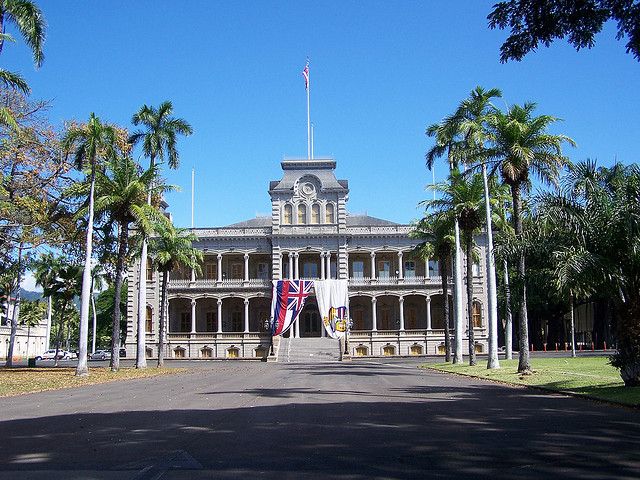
left=349, top=275, right=442, bottom=285
left=168, top=278, right=271, bottom=289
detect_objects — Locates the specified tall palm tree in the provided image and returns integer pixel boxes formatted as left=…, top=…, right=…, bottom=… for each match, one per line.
left=92, top=154, right=171, bottom=372
left=62, top=113, right=117, bottom=376
left=485, top=103, right=575, bottom=373
left=454, top=86, right=503, bottom=369
left=149, top=224, right=201, bottom=367
left=32, top=252, right=63, bottom=351
left=425, top=171, right=486, bottom=366
left=426, top=116, right=466, bottom=364
left=129, top=101, right=192, bottom=369
left=410, top=214, right=455, bottom=361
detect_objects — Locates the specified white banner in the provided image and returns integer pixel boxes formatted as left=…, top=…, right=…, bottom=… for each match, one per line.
left=314, top=279, right=349, bottom=339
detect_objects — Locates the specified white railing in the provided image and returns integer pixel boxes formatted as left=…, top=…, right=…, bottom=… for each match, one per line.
left=168, top=278, right=271, bottom=289
left=349, top=275, right=442, bottom=285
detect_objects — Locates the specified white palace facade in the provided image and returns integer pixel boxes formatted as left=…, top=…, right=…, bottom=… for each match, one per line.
left=126, top=158, right=489, bottom=359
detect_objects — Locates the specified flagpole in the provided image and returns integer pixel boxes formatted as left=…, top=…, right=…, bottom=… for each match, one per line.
left=311, top=122, right=315, bottom=160
left=191, top=167, right=195, bottom=229
left=306, top=63, right=311, bottom=159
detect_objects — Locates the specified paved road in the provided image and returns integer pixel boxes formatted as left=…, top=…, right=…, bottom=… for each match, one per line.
left=0, top=359, right=638, bottom=479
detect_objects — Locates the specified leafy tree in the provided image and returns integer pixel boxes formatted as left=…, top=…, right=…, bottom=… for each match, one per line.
left=425, top=171, right=486, bottom=366
left=149, top=224, right=201, bottom=367
left=129, top=101, right=192, bottom=369
left=410, top=214, right=454, bottom=362
left=484, top=102, right=575, bottom=373
left=488, top=0, right=640, bottom=62
left=91, top=155, right=170, bottom=371
left=62, top=114, right=127, bottom=376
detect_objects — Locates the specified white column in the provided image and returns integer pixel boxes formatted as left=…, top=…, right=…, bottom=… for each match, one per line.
left=295, top=316, right=300, bottom=338
left=191, top=299, right=197, bottom=334
left=320, top=252, right=325, bottom=280
left=399, top=296, right=405, bottom=331
left=217, top=253, right=223, bottom=282
left=426, top=297, right=432, bottom=330
left=371, top=297, right=377, bottom=331
left=294, top=252, right=300, bottom=279
left=288, top=252, right=293, bottom=280
left=244, top=298, right=250, bottom=333
left=398, top=251, right=404, bottom=280
left=244, top=253, right=249, bottom=282
left=325, top=252, right=331, bottom=279
left=425, top=259, right=430, bottom=280
left=191, top=266, right=196, bottom=282
left=370, top=251, right=376, bottom=280
left=217, top=299, right=223, bottom=333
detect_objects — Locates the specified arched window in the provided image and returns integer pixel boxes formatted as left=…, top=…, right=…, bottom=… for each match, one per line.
left=326, top=203, right=335, bottom=223
left=297, top=204, right=307, bottom=224
left=311, top=204, right=320, bottom=224
left=146, top=306, right=153, bottom=333
left=472, top=301, right=482, bottom=327
left=283, top=204, right=292, bottom=224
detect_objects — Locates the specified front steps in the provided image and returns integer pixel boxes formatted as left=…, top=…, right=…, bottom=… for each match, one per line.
left=280, top=337, right=342, bottom=363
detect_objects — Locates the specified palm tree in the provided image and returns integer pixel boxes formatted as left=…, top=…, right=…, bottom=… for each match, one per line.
left=129, top=101, right=192, bottom=369
left=62, top=114, right=118, bottom=376
left=425, top=171, right=486, bottom=366
left=426, top=117, right=466, bottom=364
left=92, top=154, right=171, bottom=372
left=454, top=86, right=503, bottom=369
left=410, top=214, right=455, bottom=361
left=149, top=224, right=201, bottom=367
left=485, top=103, right=575, bottom=373
left=32, top=252, right=63, bottom=351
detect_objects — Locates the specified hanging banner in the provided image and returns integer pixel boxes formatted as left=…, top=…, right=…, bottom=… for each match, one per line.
left=270, top=280, right=313, bottom=336
left=314, top=279, right=349, bottom=339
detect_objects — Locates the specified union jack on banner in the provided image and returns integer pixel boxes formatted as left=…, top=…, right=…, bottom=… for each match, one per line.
left=270, top=280, right=313, bottom=336
left=302, top=61, right=309, bottom=90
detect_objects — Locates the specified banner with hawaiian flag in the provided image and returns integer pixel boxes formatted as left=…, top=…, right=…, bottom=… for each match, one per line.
left=270, top=280, right=313, bottom=336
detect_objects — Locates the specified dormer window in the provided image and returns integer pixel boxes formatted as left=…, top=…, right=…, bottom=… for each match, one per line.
left=311, top=204, right=320, bottom=224
left=297, top=204, right=307, bottom=224
left=326, top=203, right=335, bottom=223
left=283, top=204, right=292, bottom=224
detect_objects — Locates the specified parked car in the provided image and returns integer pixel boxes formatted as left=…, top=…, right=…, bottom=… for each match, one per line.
left=35, top=349, right=69, bottom=361
left=90, top=350, right=111, bottom=361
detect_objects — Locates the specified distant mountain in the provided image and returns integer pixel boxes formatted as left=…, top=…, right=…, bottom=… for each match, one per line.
left=20, top=289, right=43, bottom=302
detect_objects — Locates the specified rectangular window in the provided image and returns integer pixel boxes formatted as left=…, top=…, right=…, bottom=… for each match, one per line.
left=303, top=262, right=318, bottom=278
left=257, top=263, right=269, bottom=280
left=180, top=312, right=190, bottom=332
left=352, top=260, right=364, bottom=278
left=231, top=263, right=242, bottom=279
left=205, top=311, right=216, bottom=332
left=378, top=261, right=390, bottom=278
left=146, top=257, right=153, bottom=281
left=472, top=262, right=481, bottom=276
left=404, top=261, right=416, bottom=278
left=205, top=263, right=216, bottom=280
left=428, top=259, right=439, bottom=277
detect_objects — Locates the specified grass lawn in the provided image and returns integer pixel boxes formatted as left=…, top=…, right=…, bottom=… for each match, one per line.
left=424, top=356, right=640, bottom=407
left=0, top=366, right=185, bottom=397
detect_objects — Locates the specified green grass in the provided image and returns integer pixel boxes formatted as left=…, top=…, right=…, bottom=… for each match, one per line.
left=0, top=367, right=186, bottom=397
left=424, top=356, right=640, bottom=407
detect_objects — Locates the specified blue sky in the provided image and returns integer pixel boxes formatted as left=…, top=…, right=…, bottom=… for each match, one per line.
left=6, top=1, right=640, bottom=231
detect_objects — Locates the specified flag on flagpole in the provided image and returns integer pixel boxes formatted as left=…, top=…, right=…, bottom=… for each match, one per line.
left=302, top=61, right=309, bottom=90
left=270, top=280, right=313, bottom=336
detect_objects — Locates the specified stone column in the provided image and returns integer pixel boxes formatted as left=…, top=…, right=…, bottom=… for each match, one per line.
left=244, top=253, right=249, bottom=282
left=292, top=252, right=298, bottom=279
left=370, top=251, right=376, bottom=280
left=426, top=297, right=432, bottom=330
left=399, top=296, right=405, bottom=331
left=191, top=299, right=197, bottom=334
left=277, top=252, right=282, bottom=280
left=191, top=266, right=196, bottom=282
left=371, top=297, right=378, bottom=331
left=295, top=316, right=300, bottom=338
left=217, top=253, right=223, bottom=282
left=244, top=298, right=250, bottom=333
left=288, top=252, right=293, bottom=280
left=217, top=299, right=223, bottom=333
left=325, top=252, right=331, bottom=279
left=398, top=251, right=404, bottom=280
left=425, top=259, right=430, bottom=280
left=320, top=252, right=325, bottom=280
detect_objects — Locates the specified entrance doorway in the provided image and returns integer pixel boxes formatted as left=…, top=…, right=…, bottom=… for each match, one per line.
left=300, top=301, right=322, bottom=337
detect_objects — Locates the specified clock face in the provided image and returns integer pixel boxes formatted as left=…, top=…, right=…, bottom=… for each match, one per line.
left=301, top=182, right=315, bottom=196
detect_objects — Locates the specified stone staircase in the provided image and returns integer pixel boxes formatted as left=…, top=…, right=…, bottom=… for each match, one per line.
left=279, top=337, right=342, bottom=363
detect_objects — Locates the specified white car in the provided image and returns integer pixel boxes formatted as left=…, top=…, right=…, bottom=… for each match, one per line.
left=35, top=349, right=69, bottom=361
left=90, top=350, right=111, bottom=360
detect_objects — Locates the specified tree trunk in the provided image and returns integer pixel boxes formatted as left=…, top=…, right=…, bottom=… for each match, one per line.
left=76, top=161, right=97, bottom=377
left=440, top=254, right=451, bottom=362
left=54, top=301, right=67, bottom=368
left=5, top=242, right=24, bottom=367
left=136, top=153, right=155, bottom=369
left=570, top=294, right=576, bottom=358
left=511, top=184, right=531, bottom=373
left=157, top=270, right=168, bottom=367
left=453, top=218, right=464, bottom=364
left=503, top=260, right=513, bottom=360
left=46, top=296, right=52, bottom=350
left=482, top=164, right=500, bottom=369
left=466, top=235, right=476, bottom=366
left=91, top=292, right=97, bottom=354
left=110, top=221, right=129, bottom=372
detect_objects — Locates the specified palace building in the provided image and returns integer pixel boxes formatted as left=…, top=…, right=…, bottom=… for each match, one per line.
left=126, top=158, right=489, bottom=359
